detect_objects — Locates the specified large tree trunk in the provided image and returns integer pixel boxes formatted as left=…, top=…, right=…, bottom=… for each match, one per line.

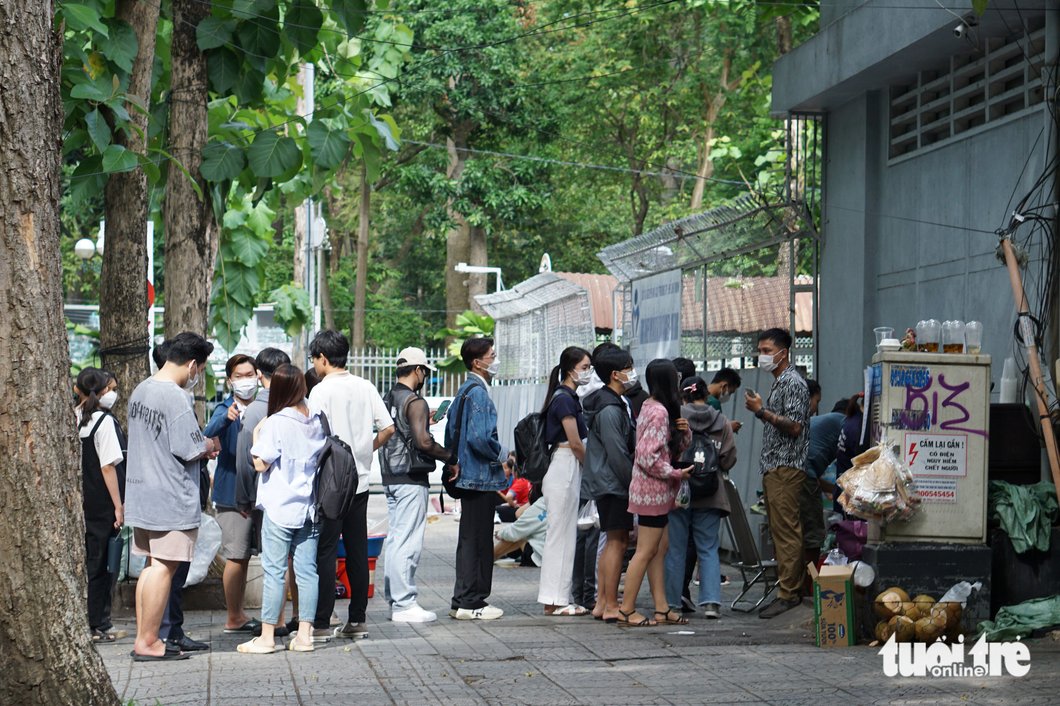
left=351, top=162, right=370, bottom=350
left=99, top=0, right=159, bottom=428
left=444, top=127, right=473, bottom=327
left=690, top=56, right=740, bottom=211
left=163, top=0, right=215, bottom=422
left=0, top=1, right=121, bottom=703
left=468, top=225, right=487, bottom=313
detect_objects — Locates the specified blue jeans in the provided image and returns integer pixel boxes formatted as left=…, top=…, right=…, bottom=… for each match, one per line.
left=665, top=506, right=723, bottom=607
left=261, top=512, right=319, bottom=625
left=383, top=484, right=429, bottom=611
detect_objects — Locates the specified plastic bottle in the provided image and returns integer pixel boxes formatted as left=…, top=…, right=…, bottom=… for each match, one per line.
left=1000, top=357, right=1018, bottom=403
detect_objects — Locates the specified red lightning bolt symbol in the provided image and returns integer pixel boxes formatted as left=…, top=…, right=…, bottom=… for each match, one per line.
left=908, top=443, right=918, bottom=465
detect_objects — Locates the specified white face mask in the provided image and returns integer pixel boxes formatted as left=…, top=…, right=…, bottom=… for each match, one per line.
left=574, top=368, right=593, bottom=386
left=758, top=350, right=785, bottom=373
left=620, top=369, right=638, bottom=391
left=99, top=390, right=118, bottom=410
left=479, top=357, right=500, bottom=378
left=184, top=363, right=200, bottom=390
left=718, top=390, right=731, bottom=404
left=231, top=378, right=258, bottom=400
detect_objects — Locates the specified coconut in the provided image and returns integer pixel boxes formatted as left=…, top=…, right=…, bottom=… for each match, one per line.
left=915, top=615, right=947, bottom=643
left=913, top=594, right=936, bottom=616
left=899, top=601, right=922, bottom=622
left=875, top=620, right=892, bottom=642
left=889, top=615, right=916, bottom=643
left=875, top=590, right=903, bottom=618
left=932, top=602, right=963, bottom=630
left=886, top=587, right=911, bottom=603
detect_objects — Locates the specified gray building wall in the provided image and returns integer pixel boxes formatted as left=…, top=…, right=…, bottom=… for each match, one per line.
left=819, top=95, right=1050, bottom=401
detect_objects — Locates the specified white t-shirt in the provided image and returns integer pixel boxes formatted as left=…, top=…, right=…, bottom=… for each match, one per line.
left=308, top=371, right=394, bottom=494
left=77, top=409, right=124, bottom=468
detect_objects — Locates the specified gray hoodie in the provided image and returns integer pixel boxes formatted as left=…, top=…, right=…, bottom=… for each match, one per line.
left=583, top=386, right=635, bottom=499
left=681, top=402, right=736, bottom=514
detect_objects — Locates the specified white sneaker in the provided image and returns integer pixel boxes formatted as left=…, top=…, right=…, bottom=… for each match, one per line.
left=453, top=605, right=503, bottom=620
left=390, top=605, right=438, bottom=623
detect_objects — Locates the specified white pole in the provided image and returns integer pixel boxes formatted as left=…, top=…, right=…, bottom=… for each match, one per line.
left=147, top=221, right=155, bottom=338
left=303, top=62, right=315, bottom=358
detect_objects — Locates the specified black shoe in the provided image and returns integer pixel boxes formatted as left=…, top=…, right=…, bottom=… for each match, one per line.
left=167, top=635, right=210, bottom=651
left=285, top=618, right=300, bottom=634
left=759, top=598, right=800, bottom=620
left=252, top=623, right=290, bottom=637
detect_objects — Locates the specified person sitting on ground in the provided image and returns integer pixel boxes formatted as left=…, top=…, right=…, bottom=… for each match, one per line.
left=203, top=354, right=262, bottom=637
left=241, top=364, right=326, bottom=654
left=493, top=485, right=547, bottom=566
left=620, top=359, right=693, bottom=628
left=496, top=475, right=531, bottom=523
left=583, top=348, right=638, bottom=622
left=665, top=376, right=737, bottom=620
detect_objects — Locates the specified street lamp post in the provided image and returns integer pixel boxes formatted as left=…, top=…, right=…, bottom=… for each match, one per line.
left=455, top=262, right=505, bottom=293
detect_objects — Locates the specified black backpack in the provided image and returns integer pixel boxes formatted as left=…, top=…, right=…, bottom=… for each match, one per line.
left=680, top=430, right=720, bottom=499
left=314, top=412, right=359, bottom=520
left=514, top=387, right=574, bottom=484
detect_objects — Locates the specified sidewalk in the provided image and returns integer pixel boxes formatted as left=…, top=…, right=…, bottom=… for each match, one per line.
left=100, top=495, right=1060, bottom=705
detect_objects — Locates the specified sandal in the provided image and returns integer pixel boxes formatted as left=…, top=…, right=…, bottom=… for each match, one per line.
left=236, top=637, right=280, bottom=654
left=655, top=610, right=689, bottom=625
left=92, top=629, right=116, bottom=643
left=545, top=604, right=588, bottom=616
left=616, top=609, right=655, bottom=627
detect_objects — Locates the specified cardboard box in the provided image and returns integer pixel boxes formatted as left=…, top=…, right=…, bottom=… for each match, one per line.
left=808, top=563, right=856, bottom=647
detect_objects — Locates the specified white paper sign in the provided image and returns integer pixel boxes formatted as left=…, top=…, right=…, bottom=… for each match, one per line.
left=914, top=477, right=958, bottom=504
left=904, top=433, right=967, bottom=477
left=630, top=270, right=682, bottom=373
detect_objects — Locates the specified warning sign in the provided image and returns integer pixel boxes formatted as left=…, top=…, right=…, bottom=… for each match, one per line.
left=915, top=477, right=958, bottom=504
left=904, top=433, right=967, bottom=477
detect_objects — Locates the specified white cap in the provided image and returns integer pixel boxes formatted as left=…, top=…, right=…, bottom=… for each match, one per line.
left=396, top=347, right=436, bottom=371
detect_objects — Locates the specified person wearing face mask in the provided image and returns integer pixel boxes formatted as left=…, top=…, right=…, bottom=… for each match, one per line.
left=744, top=328, right=811, bottom=620
left=203, top=354, right=262, bottom=636
left=706, top=368, right=744, bottom=435
left=379, top=348, right=457, bottom=624
left=444, top=337, right=516, bottom=620
left=582, top=348, right=638, bottom=622
left=126, top=333, right=221, bottom=660
left=536, top=346, right=592, bottom=615
left=75, top=367, right=127, bottom=643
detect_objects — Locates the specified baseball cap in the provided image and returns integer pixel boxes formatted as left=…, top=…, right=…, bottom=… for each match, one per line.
left=396, top=347, right=436, bottom=371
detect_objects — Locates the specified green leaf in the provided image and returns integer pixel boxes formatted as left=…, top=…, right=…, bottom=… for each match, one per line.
left=197, top=17, right=237, bottom=51
left=330, top=0, right=367, bottom=35
left=232, top=0, right=277, bottom=19
left=972, top=0, right=989, bottom=14
left=153, top=148, right=205, bottom=201
left=208, top=47, right=241, bottom=93
left=286, top=0, right=324, bottom=51
left=211, top=291, right=253, bottom=352
left=70, top=82, right=108, bottom=101
left=101, top=144, right=138, bottom=172
left=221, top=261, right=260, bottom=306
left=228, top=229, right=271, bottom=267
left=367, top=111, right=400, bottom=151
left=237, top=7, right=281, bottom=57
left=70, top=156, right=107, bottom=202
left=201, top=142, right=246, bottom=182
left=247, top=130, right=300, bottom=178
left=138, top=154, right=161, bottom=185
left=245, top=201, right=277, bottom=238
left=233, top=67, right=265, bottom=104
left=307, top=118, right=351, bottom=168
left=269, top=283, right=312, bottom=338
left=61, top=4, right=109, bottom=36
left=97, top=19, right=138, bottom=73
left=84, top=108, right=110, bottom=152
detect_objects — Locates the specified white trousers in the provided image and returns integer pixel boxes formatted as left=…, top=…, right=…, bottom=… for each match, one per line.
left=537, top=448, right=582, bottom=606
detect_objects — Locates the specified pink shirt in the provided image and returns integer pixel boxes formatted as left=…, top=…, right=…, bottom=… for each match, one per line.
left=628, top=400, right=691, bottom=516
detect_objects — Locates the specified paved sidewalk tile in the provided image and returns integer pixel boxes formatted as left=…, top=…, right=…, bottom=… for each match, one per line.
left=101, top=494, right=1060, bottom=705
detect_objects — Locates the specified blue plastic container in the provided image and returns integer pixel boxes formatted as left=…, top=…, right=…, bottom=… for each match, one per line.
left=367, top=535, right=386, bottom=558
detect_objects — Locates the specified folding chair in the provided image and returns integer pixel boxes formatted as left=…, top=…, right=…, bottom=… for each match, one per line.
left=723, top=477, right=779, bottom=612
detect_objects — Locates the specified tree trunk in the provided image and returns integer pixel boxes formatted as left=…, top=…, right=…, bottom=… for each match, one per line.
left=0, top=2, right=121, bottom=703
left=163, top=0, right=215, bottom=423
left=468, top=225, right=487, bottom=313
left=444, top=128, right=472, bottom=327
left=351, top=162, right=370, bottom=350
left=690, top=57, right=739, bottom=211
left=99, top=0, right=159, bottom=429
left=291, top=66, right=309, bottom=367
left=776, top=15, right=793, bottom=56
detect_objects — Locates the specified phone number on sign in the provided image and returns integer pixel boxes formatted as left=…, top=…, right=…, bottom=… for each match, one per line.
left=919, top=488, right=956, bottom=501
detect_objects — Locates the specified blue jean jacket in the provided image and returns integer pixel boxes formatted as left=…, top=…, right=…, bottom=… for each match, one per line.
left=204, top=396, right=241, bottom=507
left=444, top=375, right=509, bottom=492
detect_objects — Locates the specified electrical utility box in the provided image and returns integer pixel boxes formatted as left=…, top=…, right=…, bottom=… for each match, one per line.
left=868, top=352, right=991, bottom=544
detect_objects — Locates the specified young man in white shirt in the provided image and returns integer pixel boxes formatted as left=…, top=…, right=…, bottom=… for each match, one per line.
left=308, top=330, right=395, bottom=640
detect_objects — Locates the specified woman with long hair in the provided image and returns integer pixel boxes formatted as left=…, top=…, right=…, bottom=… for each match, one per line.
left=243, top=364, right=326, bottom=654
left=75, top=367, right=127, bottom=642
left=618, top=359, right=692, bottom=627
left=537, top=346, right=593, bottom=615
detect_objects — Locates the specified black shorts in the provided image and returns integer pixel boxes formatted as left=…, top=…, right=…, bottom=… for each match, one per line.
left=597, top=494, right=634, bottom=532
left=636, top=513, right=669, bottom=529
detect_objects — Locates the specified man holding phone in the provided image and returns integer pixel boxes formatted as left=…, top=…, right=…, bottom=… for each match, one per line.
left=379, top=347, right=459, bottom=623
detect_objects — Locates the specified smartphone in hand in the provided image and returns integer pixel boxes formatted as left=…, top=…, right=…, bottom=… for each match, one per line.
left=432, top=398, right=452, bottom=422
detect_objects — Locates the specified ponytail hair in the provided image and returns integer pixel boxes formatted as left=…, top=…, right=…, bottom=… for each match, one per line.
left=645, top=358, right=684, bottom=456
left=76, top=367, right=109, bottom=429
left=680, top=375, right=709, bottom=404
left=541, top=346, right=591, bottom=413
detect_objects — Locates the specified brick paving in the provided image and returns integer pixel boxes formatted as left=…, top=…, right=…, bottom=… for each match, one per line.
left=100, top=494, right=1060, bottom=705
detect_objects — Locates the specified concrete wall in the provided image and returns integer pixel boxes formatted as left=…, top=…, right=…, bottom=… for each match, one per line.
left=819, top=95, right=1051, bottom=402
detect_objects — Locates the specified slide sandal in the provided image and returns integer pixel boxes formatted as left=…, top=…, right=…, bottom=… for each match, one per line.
left=546, top=604, right=588, bottom=616
left=236, top=637, right=280, bottom=654
left=132, top=650, right=190, bottom=662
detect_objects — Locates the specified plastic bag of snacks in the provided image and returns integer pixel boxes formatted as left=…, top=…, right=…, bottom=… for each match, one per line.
left=836, top=443, right=921, bottom=523
left=675, top=480, right=691, bottom=509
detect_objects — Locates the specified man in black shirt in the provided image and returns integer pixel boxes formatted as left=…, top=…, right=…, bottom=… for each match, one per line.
left=380, top=347, right=459, bottom=623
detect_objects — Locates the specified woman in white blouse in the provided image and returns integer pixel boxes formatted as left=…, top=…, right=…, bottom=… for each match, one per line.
left=239, top=364, right=326, bottom=654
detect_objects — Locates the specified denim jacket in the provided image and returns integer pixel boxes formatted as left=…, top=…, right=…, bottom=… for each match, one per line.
left=444, top=374, right=509, bottom=492
left=204, top=396, right=242, bottom=507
